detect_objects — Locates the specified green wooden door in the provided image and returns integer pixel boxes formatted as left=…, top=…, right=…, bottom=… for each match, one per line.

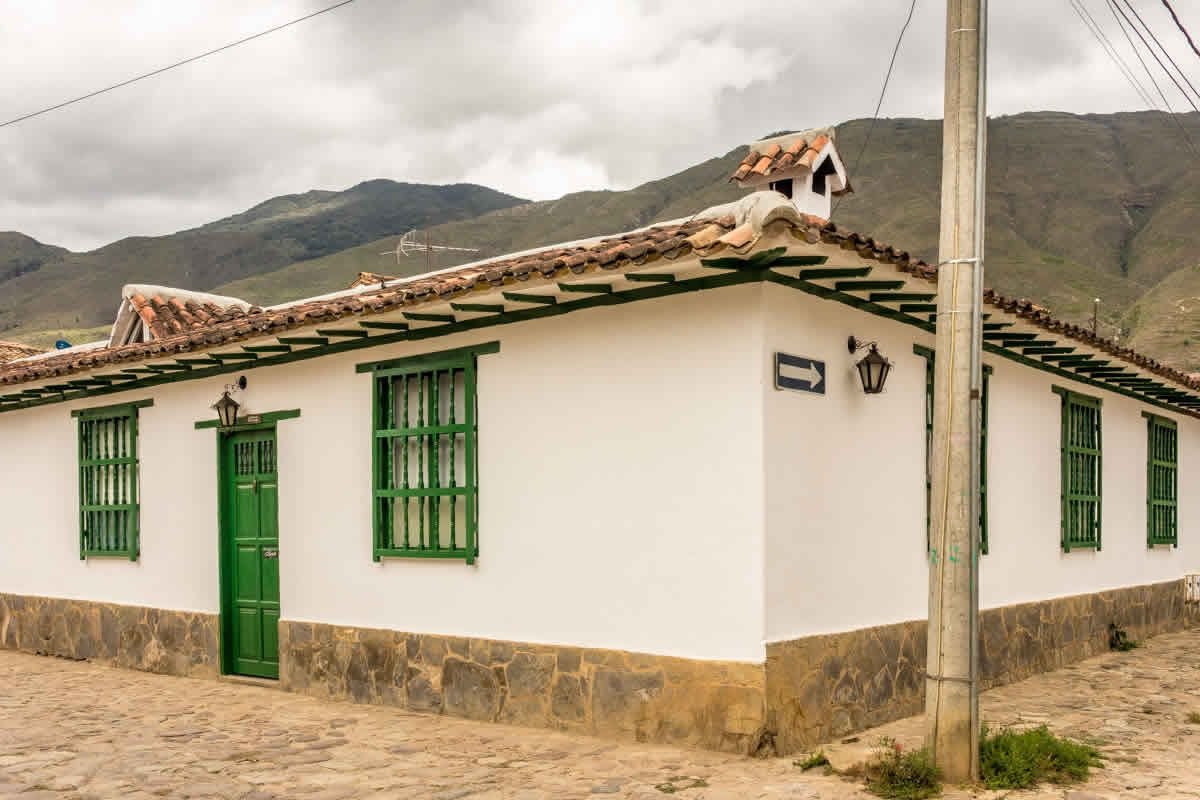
left=224, top=429, right=280, bottom=679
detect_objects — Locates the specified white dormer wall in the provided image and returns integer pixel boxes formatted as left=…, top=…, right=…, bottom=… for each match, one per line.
left=738, top=129, right=849, bottom=221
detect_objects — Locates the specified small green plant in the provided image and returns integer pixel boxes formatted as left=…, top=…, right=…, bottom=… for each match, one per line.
left=794, top=751, right=830, bottom=771
left=979, top=725, right=1102, bottom=790
left=654, top=776, right=708, bottom=794
left=1108, top=622, right=1139, bottom=651
left=1186, top=711, right=1200, bottom=724
left=864, top=737, right=942, bottom=799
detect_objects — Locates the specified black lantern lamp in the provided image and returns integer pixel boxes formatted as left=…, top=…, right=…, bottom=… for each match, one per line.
left=848, top=336, right=892, bottom=394
left=212, top=391, right=240, bottom=427
left=211, top=375, right=248, bottom=427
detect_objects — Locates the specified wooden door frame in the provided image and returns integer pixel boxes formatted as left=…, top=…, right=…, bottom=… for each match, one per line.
left=204, top=409, right=300, bottom=677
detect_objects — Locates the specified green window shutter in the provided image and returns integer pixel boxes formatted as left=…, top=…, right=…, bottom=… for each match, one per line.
left=75, top=402, right=147, bottom=560
left=915, top=345, right=989, bottom=554
left=1056, top=388, right=1102, bottom=552
left=368, top=349, right=482, bottom=563
left=1145, top=413, right=1178, bottom=547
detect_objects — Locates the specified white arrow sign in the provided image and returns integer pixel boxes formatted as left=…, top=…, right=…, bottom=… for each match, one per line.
left=775, top=353, right=826, bottom=394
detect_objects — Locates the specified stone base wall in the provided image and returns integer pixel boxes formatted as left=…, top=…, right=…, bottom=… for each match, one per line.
left=279, top=620, right=767, bottom=754
left=766, top=579, right=1198, bottom=753
left=0, top=593, right=219, bottom=679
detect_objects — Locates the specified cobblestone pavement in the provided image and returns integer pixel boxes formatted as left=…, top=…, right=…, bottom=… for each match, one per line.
left=3, top=629, right=1200, bottom=799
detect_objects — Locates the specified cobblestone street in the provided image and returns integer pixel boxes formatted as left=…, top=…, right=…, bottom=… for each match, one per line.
left=4, top=628, right=1200, bottom=799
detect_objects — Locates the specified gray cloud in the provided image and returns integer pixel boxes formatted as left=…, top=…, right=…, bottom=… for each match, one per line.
left=2, top=0, right=1198, bottom=250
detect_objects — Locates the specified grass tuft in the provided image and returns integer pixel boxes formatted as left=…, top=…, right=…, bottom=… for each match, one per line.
left=864, top=737, right=942, bottom=799
left=979, top=725, right=1102, bottom=790
left=794, top=751, right=830, bottom=771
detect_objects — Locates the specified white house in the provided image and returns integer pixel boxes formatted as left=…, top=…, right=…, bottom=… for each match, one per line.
left=2, top=129, right=1197, bottom=755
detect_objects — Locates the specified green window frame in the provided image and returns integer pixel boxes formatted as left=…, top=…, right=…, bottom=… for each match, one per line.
left=1054, top=387, right=1102, bottom=552
left=358, top=342, right=498, bottom=563
left=916, top=345, right=990, bottom=554
left=72, top=399, right=151, bottom=560
left=1144, top=412, right=1178, bottom=547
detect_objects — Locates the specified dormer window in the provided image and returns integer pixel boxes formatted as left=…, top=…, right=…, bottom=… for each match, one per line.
left=769, top=178, right=794, bottom=199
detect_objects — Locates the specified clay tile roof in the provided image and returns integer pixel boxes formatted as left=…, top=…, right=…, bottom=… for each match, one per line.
left=127, top=293, right=262, bottom=340
left=349, top=271, right=398, bottom=289
left=0, top=341, right=43, bottom=364
left=731, top=131, right=843, bottom=187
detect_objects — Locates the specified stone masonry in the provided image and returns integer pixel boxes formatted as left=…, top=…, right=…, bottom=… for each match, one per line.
left=766, top=578, right=1198, bottom=753
left=278, top=620, right=768, bottom=755
left=0, top=592, right=218, bottom=679
left=1, top=578, right=1194, bottom=757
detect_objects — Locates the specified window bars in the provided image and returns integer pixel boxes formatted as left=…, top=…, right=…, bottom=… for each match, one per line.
left=1057, top=389, right=1102, bottom=551
left=76, top=403, right=146, bottom=560
left=1145, top=413, right=1178, bottom=547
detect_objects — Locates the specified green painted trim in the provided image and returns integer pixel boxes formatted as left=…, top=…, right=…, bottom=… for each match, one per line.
left=794, top=267, right=871, bottom=280
left=557, top=283, right=613, bottom=294
left=501, top=292, right=556, bottom=305
left=316, top=328, right=369, bottom=338
left=243, top=345, right=292, bottom=354
left=868, top=292, right=936, bottom=303
left=278, top=336, right=329, bottom=346
left=403, top=312, right=456, bottom=323
left=373, top=549, right=479, bottom=560
left=983, top=322, right=1013, bottom=331
left=834, top=280, right=905, bottom=291
left=769, top=255, right=829, bottom=267
left=912, top=343, right=935, bottom=359
left=359, top=321, right=410, bottom=331
left=699, top=246, right=787, bottom=270
left=356, top=341, right=501, bottom=374
left=623, top=274, right=676, bottom=283
left=72, top=398, right=154, bottom=418
left=450, top=303, right=506, bottom=313
left=209, top=352, right=258, bottom=362
left=765, top=271, right=935, bottom=333
left=984, top=331, right=1037, bottom=341
left=194, top=408, right=302, bottom=430
left=1023, top=346, right=1075, bottom=356
left=900, top=303, right=938, bottom=313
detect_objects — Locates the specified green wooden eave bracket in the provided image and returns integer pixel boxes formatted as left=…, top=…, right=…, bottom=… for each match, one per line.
left=792, top=266, right=871, bottom=280
left=501, top=292, right=556, bottom=305
left=1023, top=346, right=1075, bottom=356
left=623, top=274, right=676, bottom=283
left=359, top=321, right=410, bottom=331
left=984, top=331, right=1037, bottom=341
left=243, top=344, right=292, bottom=354
left=278, top=336, right=330, bottom=346
left=194, top=408, right=301, bottom=430
left=1042, top=354, right=1095, bottom=364
left=557, top=283, right=613, bottom=294
left=768, top=255, right=829, bottom=267
left=450, top=303, right=506, bottom=313
left=700, top=246, right=787, bottom=270
left=834, top=279, right=905, bottom=292
left=983, top=322, right=1013, bottom=331
left=403, top=312, right=456, bottom=323
left=869, top=292, right=936, bottom=303
left=208, top=352, right=258, bottom=362
left=316, top=328, right=370, bottom=338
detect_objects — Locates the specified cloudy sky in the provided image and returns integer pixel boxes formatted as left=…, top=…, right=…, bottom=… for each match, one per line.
left=3, top=0, right=1199, bottom=251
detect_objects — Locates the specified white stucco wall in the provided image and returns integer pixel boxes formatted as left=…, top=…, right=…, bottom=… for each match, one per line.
left=762, top=281, right=1200, bottom=644
left=0, top=284, right=766, bottom=662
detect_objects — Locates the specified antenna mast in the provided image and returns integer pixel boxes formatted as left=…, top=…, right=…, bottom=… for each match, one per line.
left=381, top=229, right=479, bottom=272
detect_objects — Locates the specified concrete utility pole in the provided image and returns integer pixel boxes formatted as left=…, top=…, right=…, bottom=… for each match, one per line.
left=927, top=0, right=987, bottom=783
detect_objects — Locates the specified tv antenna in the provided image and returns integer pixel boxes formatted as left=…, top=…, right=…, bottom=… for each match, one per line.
left=382, top=229, right=479, bottom=271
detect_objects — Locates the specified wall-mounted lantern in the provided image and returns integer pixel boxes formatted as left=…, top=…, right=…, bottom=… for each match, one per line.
left=211, top=375, right=248, bottom=427
left=848, top=336, right=892, bottom=395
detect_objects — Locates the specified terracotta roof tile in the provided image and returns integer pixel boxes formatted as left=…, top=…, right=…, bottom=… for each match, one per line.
left=0, top=341, right=43, bottom=364
left=127, top=293, right=262, bottom=340
left=349, top=271, right=398, bottom=289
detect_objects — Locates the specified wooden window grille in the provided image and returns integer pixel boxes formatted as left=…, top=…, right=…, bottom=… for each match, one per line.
left=370, top=351, right=479, bottom=562
left=917, top=346, right=990, bottom=554
left=75, top=403, right=145, bottom=560
left=1145, top=413, right=1178, bottom=547
left=1056, top=388, right=1102, bottom=551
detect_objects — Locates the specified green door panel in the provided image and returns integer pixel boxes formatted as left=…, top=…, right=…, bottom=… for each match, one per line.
left=222, top=428, right=281, bottom=680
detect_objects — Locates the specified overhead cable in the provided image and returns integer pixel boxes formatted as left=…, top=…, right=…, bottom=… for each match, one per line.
left=0, top=0, right=357, bottom=129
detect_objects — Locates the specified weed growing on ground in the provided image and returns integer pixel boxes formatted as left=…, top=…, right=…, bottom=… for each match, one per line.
left=979, top=725, right=1102, bottom=790
left=1108, top=623, right=1139, bottom=651
left=654, top=776, right=708, bottom=794
left=863, top=737, right=942, bottom=799
left=1186, top=711, right=1200, bottom=724
left=794, top=751, right=830, bottom=771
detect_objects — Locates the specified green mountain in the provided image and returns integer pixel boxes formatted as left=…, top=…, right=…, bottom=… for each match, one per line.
left=0, top=181, right=526, bottom=343
left=8, top=111, right=1200, bottom=369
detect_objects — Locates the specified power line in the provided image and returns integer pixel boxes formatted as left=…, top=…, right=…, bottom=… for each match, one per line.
left=1160, top=0, right=1200, bottom=61
left=1116, top=0, right=1200, bottom=112
left=1120, top=0, right=1200, bottom=107
left=1107, top=0, right=1199, bottom=155
left=1070, top=0, right=1155, bottom=108
left=0, top=0, right=357, bottom=129
left=831, top=0, right=918, bottom=220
